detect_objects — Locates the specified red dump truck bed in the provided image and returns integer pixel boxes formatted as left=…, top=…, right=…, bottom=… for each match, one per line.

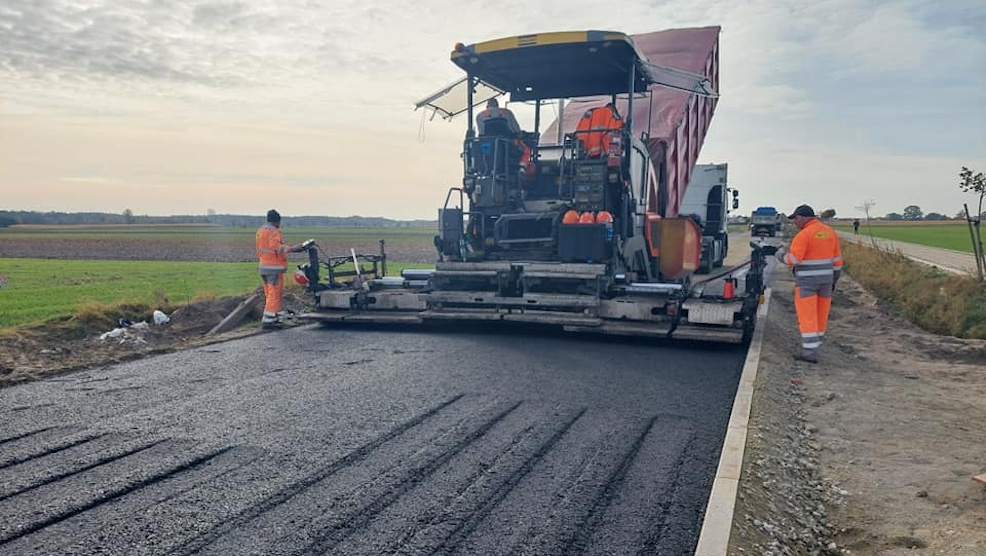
left=544, top=26, right=721, bottom=218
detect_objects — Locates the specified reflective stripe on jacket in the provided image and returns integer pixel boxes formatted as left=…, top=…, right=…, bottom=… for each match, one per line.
left=779, top=218, right=843, bottom=285
left=256, top=222, right=288, bottom=272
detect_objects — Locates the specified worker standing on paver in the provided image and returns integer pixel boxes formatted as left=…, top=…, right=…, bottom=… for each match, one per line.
left=776, top=205, right=843, bottom=363
left=255, top=209, right=304, bottom=330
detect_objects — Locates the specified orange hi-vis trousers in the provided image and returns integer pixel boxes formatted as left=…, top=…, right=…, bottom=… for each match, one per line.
left=261, top=272, right=284, bottom=323
left=795, top=283, right=833, bottom=358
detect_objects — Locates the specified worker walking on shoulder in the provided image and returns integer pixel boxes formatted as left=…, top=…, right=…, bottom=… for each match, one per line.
left=776, top=205, right=843, bottom=363
left=256, top=209, right=304, bottom=330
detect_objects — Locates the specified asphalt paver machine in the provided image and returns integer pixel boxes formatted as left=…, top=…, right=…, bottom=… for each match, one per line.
left=299, top=29, right=776, bottom=344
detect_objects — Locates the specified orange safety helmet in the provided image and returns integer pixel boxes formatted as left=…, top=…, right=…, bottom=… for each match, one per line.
left=562, top=210, right=580, bottom=224
left=578, top=212, right=596, bottom=224
left=595, top=211, right=613, bottom=223
left=293, top=268, right=309, bottom=285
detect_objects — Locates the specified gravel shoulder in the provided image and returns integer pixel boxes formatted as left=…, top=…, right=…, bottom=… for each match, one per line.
left=729, top=267, right=986, bottom=556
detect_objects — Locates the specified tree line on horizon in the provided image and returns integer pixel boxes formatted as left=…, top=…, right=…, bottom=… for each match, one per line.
left=0, top=210, right=438, bottom=229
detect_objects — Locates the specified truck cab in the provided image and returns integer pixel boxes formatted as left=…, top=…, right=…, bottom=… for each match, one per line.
left=678, top=163, right=736, bottom=273
left=750, top=206, right=780, bottom=237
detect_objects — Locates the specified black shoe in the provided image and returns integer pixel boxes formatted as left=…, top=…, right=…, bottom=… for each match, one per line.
left=261, top=321, right=284, bottom=331
left=792, top=354, right=818, bottom=364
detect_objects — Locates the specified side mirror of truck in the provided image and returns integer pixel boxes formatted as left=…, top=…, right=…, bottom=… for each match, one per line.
left=732, top=190, right=739, bottom=198
left=732, top=199, right=739, bottom=210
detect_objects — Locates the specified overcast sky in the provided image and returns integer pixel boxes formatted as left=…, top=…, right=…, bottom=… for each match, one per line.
left=1, top=0, right=983, bottom=220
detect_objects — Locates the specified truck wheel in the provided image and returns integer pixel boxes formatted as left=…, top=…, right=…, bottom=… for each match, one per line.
left=697, top=251, right=711, bottom=274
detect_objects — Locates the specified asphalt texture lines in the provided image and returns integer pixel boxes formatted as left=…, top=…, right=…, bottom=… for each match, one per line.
left=0, top=323, right=746, bottom=555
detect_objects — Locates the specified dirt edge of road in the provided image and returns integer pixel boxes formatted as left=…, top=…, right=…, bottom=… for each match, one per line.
left=0, top=290, right=312, bottom=388
left=728, top=271, right=986, bottom=556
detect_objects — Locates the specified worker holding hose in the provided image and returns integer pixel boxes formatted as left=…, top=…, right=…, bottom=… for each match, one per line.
left=775, top=205, right=843, bottom=363
left=255, top=209, right=305, bottom=330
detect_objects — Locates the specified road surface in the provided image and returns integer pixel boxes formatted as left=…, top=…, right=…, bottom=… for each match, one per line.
left=1, top=323, right=746, bottom=555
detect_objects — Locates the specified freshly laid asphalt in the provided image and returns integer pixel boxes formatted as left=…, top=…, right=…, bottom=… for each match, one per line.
left=0, top=322, right=747, bottom=555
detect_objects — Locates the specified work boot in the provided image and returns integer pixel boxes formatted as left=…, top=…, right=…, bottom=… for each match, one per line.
left=276, top=309, right=295, bottom=321
left=261, top=321, right=284, bottom=331
left=792, top=353, right=818, bottom=364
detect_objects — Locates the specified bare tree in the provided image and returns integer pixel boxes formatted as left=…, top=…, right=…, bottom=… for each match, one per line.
left=959, top=167, right=985, bottom=280
left=855, top=199, right=877, bottom=246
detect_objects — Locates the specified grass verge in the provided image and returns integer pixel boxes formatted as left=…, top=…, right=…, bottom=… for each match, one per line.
left=0, top=258, right=432, bottom=330
left=841, top=241, right=986, bottom=339
left=832, top=223, right=977, bottom=253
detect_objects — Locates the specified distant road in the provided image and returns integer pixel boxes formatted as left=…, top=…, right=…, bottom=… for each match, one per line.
left=839, top=232, right=979, bottom=276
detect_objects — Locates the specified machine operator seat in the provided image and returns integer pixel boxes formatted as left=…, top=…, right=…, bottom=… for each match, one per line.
left=478, top=117, right=514, bottom=139
left=473, top=118, right=531, bottom=182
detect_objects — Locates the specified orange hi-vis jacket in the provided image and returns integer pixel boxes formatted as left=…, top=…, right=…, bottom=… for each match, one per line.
left=576, top=105, right=623, bottom=157
left=781, top=218, right=843, bottom=286
left=256, top=222, right=288, bottom=273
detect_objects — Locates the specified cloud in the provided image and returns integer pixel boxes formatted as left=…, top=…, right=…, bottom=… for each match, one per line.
left=0, top=0, right=982, bottom=220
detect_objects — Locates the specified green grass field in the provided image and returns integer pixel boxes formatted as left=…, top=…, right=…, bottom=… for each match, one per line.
left=0, top=258, right=432, bottom=329
left=833, top=222, right=979, bottom=253
left=1, top=224, right=436, bottom=249
left=0, top=259, right=258, bottom=328
left=0, top=225, right=438, bottom=329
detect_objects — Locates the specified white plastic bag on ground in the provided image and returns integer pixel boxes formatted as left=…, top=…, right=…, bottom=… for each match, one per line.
left=99, top=328, right=127, bottom=341
left=153, top=310, right=170, bottom=325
